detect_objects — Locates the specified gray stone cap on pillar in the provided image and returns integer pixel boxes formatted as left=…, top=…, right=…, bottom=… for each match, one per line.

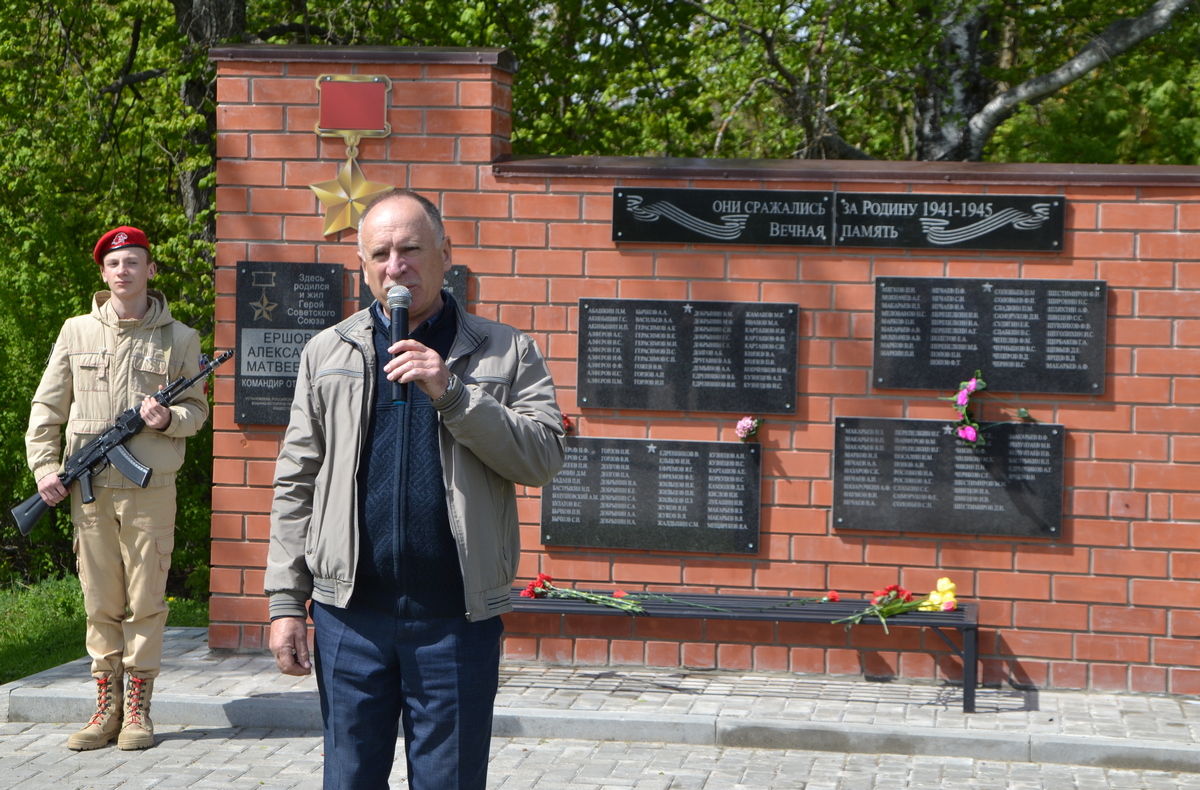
left=209, top=44, right=517, bottom=73
left=492, top=154, right=1200, bottom=186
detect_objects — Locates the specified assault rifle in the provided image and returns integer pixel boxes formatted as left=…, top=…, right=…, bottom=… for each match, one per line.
left=10, top=349, right=234, bottom=536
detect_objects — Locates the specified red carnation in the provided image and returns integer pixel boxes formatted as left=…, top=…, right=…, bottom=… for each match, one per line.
left=827, top=590, right=840, bottom=602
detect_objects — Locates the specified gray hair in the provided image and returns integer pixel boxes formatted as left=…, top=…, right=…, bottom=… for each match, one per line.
left=357, top=190, right=446, bottom=253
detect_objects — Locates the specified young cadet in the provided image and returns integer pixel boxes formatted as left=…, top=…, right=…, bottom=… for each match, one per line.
left=25, top=226, right=209, bottom=750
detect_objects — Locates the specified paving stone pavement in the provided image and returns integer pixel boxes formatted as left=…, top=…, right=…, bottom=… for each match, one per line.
left=9, top=629, right=1199, bottom=743
left=6, top=628, right=1200, bottom=786
left=2, top=724, right=1200, bottom=789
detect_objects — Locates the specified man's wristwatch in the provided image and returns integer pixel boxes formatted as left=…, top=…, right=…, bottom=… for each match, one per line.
left=432, top=374, right=458, bottom=405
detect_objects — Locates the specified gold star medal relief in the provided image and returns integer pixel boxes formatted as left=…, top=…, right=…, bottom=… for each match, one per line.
left=310, top=74, right=395, bottom=236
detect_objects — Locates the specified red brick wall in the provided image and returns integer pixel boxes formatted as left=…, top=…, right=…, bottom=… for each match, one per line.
left=211, top=46, right=1200, bottom=695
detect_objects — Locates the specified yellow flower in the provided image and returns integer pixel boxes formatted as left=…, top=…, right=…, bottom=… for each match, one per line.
left=918, top=578, right=957, bottom=611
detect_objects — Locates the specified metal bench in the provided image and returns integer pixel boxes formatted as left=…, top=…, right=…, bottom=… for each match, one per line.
left=509, top=589, right=979, bottom=713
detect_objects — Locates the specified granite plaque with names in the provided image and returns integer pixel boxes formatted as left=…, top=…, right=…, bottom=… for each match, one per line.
left=833, top=417, right=1064, bottom=537
left=872, top=277, right=1107, bottom=394
left=836, top=193, right=1064, bottom=251
left=577, top=298, right=799, bottom=414
left=357, top=264, right=468, bottom=310
left=236, top=261, right=344, bottom=425
left=541, top=436, right=761, bottom=554
left=613, top=187, right=833, bottom=246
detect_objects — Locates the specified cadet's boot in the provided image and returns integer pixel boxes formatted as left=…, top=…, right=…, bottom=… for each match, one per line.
left=116, top=674, right=155, bottom=750
left=67, top=673, right=123, bottom=751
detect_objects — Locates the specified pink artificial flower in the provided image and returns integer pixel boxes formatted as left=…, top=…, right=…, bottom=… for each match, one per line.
left=955, top=388, right=971, bottom=407
left=735, top=416, right=758, bottom=439
left=941, top=599, right=958, bottom=611
left=957, top=425, right=978, bottom=442
left=965, top=377, right=978, bottom=393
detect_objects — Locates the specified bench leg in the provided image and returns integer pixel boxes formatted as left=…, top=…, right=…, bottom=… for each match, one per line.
left=962, top=625, right=977, bottom=714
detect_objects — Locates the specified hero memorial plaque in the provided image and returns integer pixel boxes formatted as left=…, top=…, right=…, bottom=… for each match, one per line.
left=541, top=436, right=761, bottom=554
left=578, top=298, right=799, bottom=414
left=357, top=264, right=468, bottom=310
left=873, top=277, right=1107, bottom=394
left=236, top=261, right=344, bottom=425
left=833, top=417, right=1064, bottom=537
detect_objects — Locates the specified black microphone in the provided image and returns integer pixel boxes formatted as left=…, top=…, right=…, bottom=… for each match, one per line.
left=387, top=285, right=411, bottom=405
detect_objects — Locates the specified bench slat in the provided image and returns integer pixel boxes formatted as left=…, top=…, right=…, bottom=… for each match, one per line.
left=510, top=589, right=976, bottom=628
left=507, top=588, right=979, bottom=714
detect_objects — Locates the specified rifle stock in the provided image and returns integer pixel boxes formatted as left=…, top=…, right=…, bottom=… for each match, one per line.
left=9, top=349, right=233, bottom=536
left=11, top=492, right=49, bottom=537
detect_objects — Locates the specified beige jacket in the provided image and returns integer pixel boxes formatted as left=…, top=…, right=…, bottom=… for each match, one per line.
left=266, top=300, right=565, bottom=622
left=26, top=290, right=209, bottom=488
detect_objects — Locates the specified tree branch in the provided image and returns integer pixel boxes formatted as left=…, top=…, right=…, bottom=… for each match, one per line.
left=100, top=18, right=147, bottom=143
left=967, top=0, right=1192, bottom=160
left=255, top=21, right=336, bottom=42
left=713, top=77, right=776, bottom=154
left=98, top=69, right=168, bottom=96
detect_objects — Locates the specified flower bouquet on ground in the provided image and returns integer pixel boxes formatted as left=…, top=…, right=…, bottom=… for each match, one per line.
left=520, top=574, right=645, bottom=614
left=833, top=578, right=957, bottom=634
left=756, top=590, right=839, bottom=612
left=613, top=589, right=732, bottom=613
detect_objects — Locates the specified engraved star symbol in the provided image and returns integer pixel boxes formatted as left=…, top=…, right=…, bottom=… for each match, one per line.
left=310, top=158, right=394, bottom=236
left=982, top=282, right=993, bottom=292
left=646, top=443, right=657, bottom=453
left=683, top=304, right=693, bottom=313
left=250, top=288, right=277, bottom=321
left=942, top=425, right=955, bottom=435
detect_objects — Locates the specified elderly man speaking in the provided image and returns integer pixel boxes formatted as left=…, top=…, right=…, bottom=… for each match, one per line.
left=266, top=189, right=565, bottom=790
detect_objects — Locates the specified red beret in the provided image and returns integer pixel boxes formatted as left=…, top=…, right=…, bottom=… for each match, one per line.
left=93, top=226, right=150, bottom=264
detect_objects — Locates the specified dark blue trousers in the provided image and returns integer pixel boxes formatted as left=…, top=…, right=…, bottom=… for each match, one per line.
left=311, top=601, right=503, bottom=790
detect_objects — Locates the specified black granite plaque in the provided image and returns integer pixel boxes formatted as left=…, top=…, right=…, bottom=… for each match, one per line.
left=236, top=261, right=344, bottom=425
left=873, top=277, right=1107, bottom=394
left=836, top=193, right=1064, bottom=251
left=357, top=265, right=468, bottom=310
left=613, top=187, right=833, bottom=246
left=578, top=299, right=798, bottom=414
left=612, top=188, right=1065, bottom=251
left=542, top=436, right=761, bottom=554
left=833, top=417, right=1064, bottom=537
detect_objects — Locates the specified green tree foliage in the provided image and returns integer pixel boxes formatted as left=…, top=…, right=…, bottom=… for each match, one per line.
left=672, top=0, right=1195, bottom=161
left=989, top=10, right=1200, bottom=164
left=245, top=0, right=709, bottom=155
left=0, top=0, right=213, bottom=591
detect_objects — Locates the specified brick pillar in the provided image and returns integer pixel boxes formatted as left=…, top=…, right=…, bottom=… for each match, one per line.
left=208, top=45, right=514, bottom=650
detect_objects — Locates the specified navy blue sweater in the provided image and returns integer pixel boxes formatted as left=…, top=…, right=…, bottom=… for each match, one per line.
left=351, top=295, right=465, bottom=618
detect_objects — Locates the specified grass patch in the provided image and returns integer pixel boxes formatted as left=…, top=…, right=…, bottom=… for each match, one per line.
left=165, top=595, right=209, bottom=627
left=0, top=576, right=209, bottom=685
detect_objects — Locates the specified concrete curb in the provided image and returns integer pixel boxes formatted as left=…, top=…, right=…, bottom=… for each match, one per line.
left=8, top=686, right=1200, bottom=773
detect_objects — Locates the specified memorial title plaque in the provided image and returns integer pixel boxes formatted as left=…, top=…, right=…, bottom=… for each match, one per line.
left=835, top=193, right=1064, bottom=250
left=613, top=187, right=833, bottom=246
left=578, top=298, right=799, bottom=414
left=833, top=417, right=1064, bottom=537
left=612, top=188, right=1065, bottom=251
left=542, top=436, right=761, bottom=554
left=873, top=277, right=1107, bottom=394
left=236, top=261, right=344, bottom=425
left=357, top=264, right=468, bottom=309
